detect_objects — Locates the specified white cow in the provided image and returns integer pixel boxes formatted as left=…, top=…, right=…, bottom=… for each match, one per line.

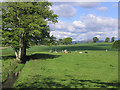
left=79, top=52, right=83, bottom=53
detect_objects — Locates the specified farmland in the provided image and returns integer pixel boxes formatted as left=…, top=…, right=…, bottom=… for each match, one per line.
left=1, top=43, right=118, bottom=88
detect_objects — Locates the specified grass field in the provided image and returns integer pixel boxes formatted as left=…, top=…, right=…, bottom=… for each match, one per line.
left=2, top=43, right=119, bottom=88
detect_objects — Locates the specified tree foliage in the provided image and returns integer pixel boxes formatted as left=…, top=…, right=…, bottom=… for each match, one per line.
left=2, top=2, right=58, bottom=61
left=111, top=37, right=115, bottom=42
left=93, top=37, right=99, bottom=43
left=105, top=37, right=110, bottom=42
left=112, top=40, right=120, bottom=49
left=58, top=38, right=63, bottom=45
left=63, top=37, right=72, bottom=45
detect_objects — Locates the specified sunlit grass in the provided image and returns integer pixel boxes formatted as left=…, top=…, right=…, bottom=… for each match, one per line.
left=11, top=43, right=118, bottom=88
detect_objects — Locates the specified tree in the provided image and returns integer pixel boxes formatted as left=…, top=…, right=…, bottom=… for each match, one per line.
left=74, top=42, right=77, bottom=44
left=49, top=35, right=56, bottom=45
left=2, top=2, right=58, bottom=62
left=58, top=38, right=63, bottom=45
left=93, top=37, right=99, bottom=43
left=111, top=37, right=115, bottom=42
left=112, top=40, right=120, bottom=49
left=105, top=37, right=110, bottom=42
left=63, top=37, right=72, bottom=45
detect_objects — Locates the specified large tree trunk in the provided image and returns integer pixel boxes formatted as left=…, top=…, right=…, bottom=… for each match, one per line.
left=19, top=44, right=27, bottom=62
left=22, top=43, right=27, bottom=61
left=16, top=34, right=27, bottom=62
left=16, top=16, right=27, bottom=62
left=15, top=50, right=19, bottom=60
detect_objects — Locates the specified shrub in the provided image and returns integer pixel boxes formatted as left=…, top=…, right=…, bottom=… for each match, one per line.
left=112, top=40, right=120, bottom=49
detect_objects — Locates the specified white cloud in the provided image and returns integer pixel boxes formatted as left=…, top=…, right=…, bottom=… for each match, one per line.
left=96, top=7, right=108, bottom=11
left=73, top=21, right=86, bottom=28
left=82, top=14, right=117, bottom=30
left=74, top=2, right=100, bottom=8
left=51, top=2, right=101, bottom=18
left=112, top=3, right=118, bottom=7
left=52, top=4, right=76, bottom=17
left=50, top=21, right=70, bottom=31
left=50, top=31, right=77, bottom=39
left=50, top=14, right=118, bottom=41
left=81, top=14, right=118, bottom=40
left=67, top=25, right=75, bottom=32
left=48, top=0, right=119, bottom=2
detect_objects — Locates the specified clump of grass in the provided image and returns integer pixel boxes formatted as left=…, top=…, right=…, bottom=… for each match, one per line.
left=14, top=64, right=24, bottom=73
left=2, top=59, right=24, bottom=82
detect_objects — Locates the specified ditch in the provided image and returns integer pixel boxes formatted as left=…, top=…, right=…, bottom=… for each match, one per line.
left=2, top=62, right=25, bottom=88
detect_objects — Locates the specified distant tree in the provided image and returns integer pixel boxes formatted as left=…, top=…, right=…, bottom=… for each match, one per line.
left=93, top=37, right=99, bottom=43
left=49, top=35, right=56, bottom=45
left=112, top=40, right=120, bottom=49
left=48, top=42, right=53, bottom=50
left=111, top=37, right=115, bottom=42
left=58, top=38, right=63, bottom=45
left=56, top=40, right=60, bottom=45
left=63, top=37, right=72, bottom=45
left=75, top=42, right=77, bottom=44
left=105, top=37, right=110, bottom=42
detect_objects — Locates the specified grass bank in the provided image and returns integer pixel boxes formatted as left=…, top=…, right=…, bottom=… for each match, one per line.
left=2, top=59, right=24, bottom=82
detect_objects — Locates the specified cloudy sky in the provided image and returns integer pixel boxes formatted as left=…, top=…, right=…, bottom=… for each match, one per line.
left=49, top=2, right=118, bottom=41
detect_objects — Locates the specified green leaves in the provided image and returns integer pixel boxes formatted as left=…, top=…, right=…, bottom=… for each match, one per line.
left=2, top=2, right=58, bottom=52
left=112, top=40, right=120, bottom=49
left=93, top=37, right=99, bottom=43
left=105, top=37, right=110, bottom=42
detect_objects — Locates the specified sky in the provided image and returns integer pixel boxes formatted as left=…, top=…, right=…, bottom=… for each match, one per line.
left=0, top=1, right=119, bottom=41
left=49, top=2, right=118, bottom=41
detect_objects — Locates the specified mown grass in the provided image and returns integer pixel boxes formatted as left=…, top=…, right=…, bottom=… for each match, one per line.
left=10, top=43, right=119, bottom=88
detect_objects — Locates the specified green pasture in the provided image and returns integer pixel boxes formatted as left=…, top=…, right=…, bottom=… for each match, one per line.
left=1, top=43, right=119, bottom=88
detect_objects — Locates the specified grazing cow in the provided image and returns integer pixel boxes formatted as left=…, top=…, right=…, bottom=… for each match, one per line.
left=79, top=52, right=83, bottom=53
left=106, top=49, right=108, bottom=52
left=65, top=52, right=69, bottom=54
left=54, top=51, right=58, bottom=53
left=85, top=51, right=88, bottom=53
left=49, top=50, right=53, bottom=53
left=64, top=49, right=67, bottom=53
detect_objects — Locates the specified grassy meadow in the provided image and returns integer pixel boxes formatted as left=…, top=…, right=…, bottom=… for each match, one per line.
left=1, top=43, right=119, bottom=88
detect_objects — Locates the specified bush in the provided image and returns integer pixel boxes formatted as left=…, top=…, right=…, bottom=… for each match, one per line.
left=112, top=40, right=120, bottom=49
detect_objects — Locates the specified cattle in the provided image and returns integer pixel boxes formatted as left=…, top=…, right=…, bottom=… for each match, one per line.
left=85, top=51, right=88, bottom=53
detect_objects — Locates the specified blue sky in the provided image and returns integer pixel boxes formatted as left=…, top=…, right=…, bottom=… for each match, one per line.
left=49, top=2, right=118, bottom=41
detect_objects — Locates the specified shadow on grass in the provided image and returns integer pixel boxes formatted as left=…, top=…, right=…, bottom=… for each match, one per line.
left=14, top=75, right=119, bottom=88
left=2, top=53, right=61, bottom=62
left=95, top=44, right=112, bottom=46
left=55, top=45, right=112, bottom=51
left=28, top=53, right=61, bottom=60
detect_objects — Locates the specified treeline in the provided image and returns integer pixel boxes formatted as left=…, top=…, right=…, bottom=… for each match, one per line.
left=92, top=37, right=115, bottom=43
left=34, top=36, right=72, bottom=46
left=31, top=36, right=116, bottom=46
